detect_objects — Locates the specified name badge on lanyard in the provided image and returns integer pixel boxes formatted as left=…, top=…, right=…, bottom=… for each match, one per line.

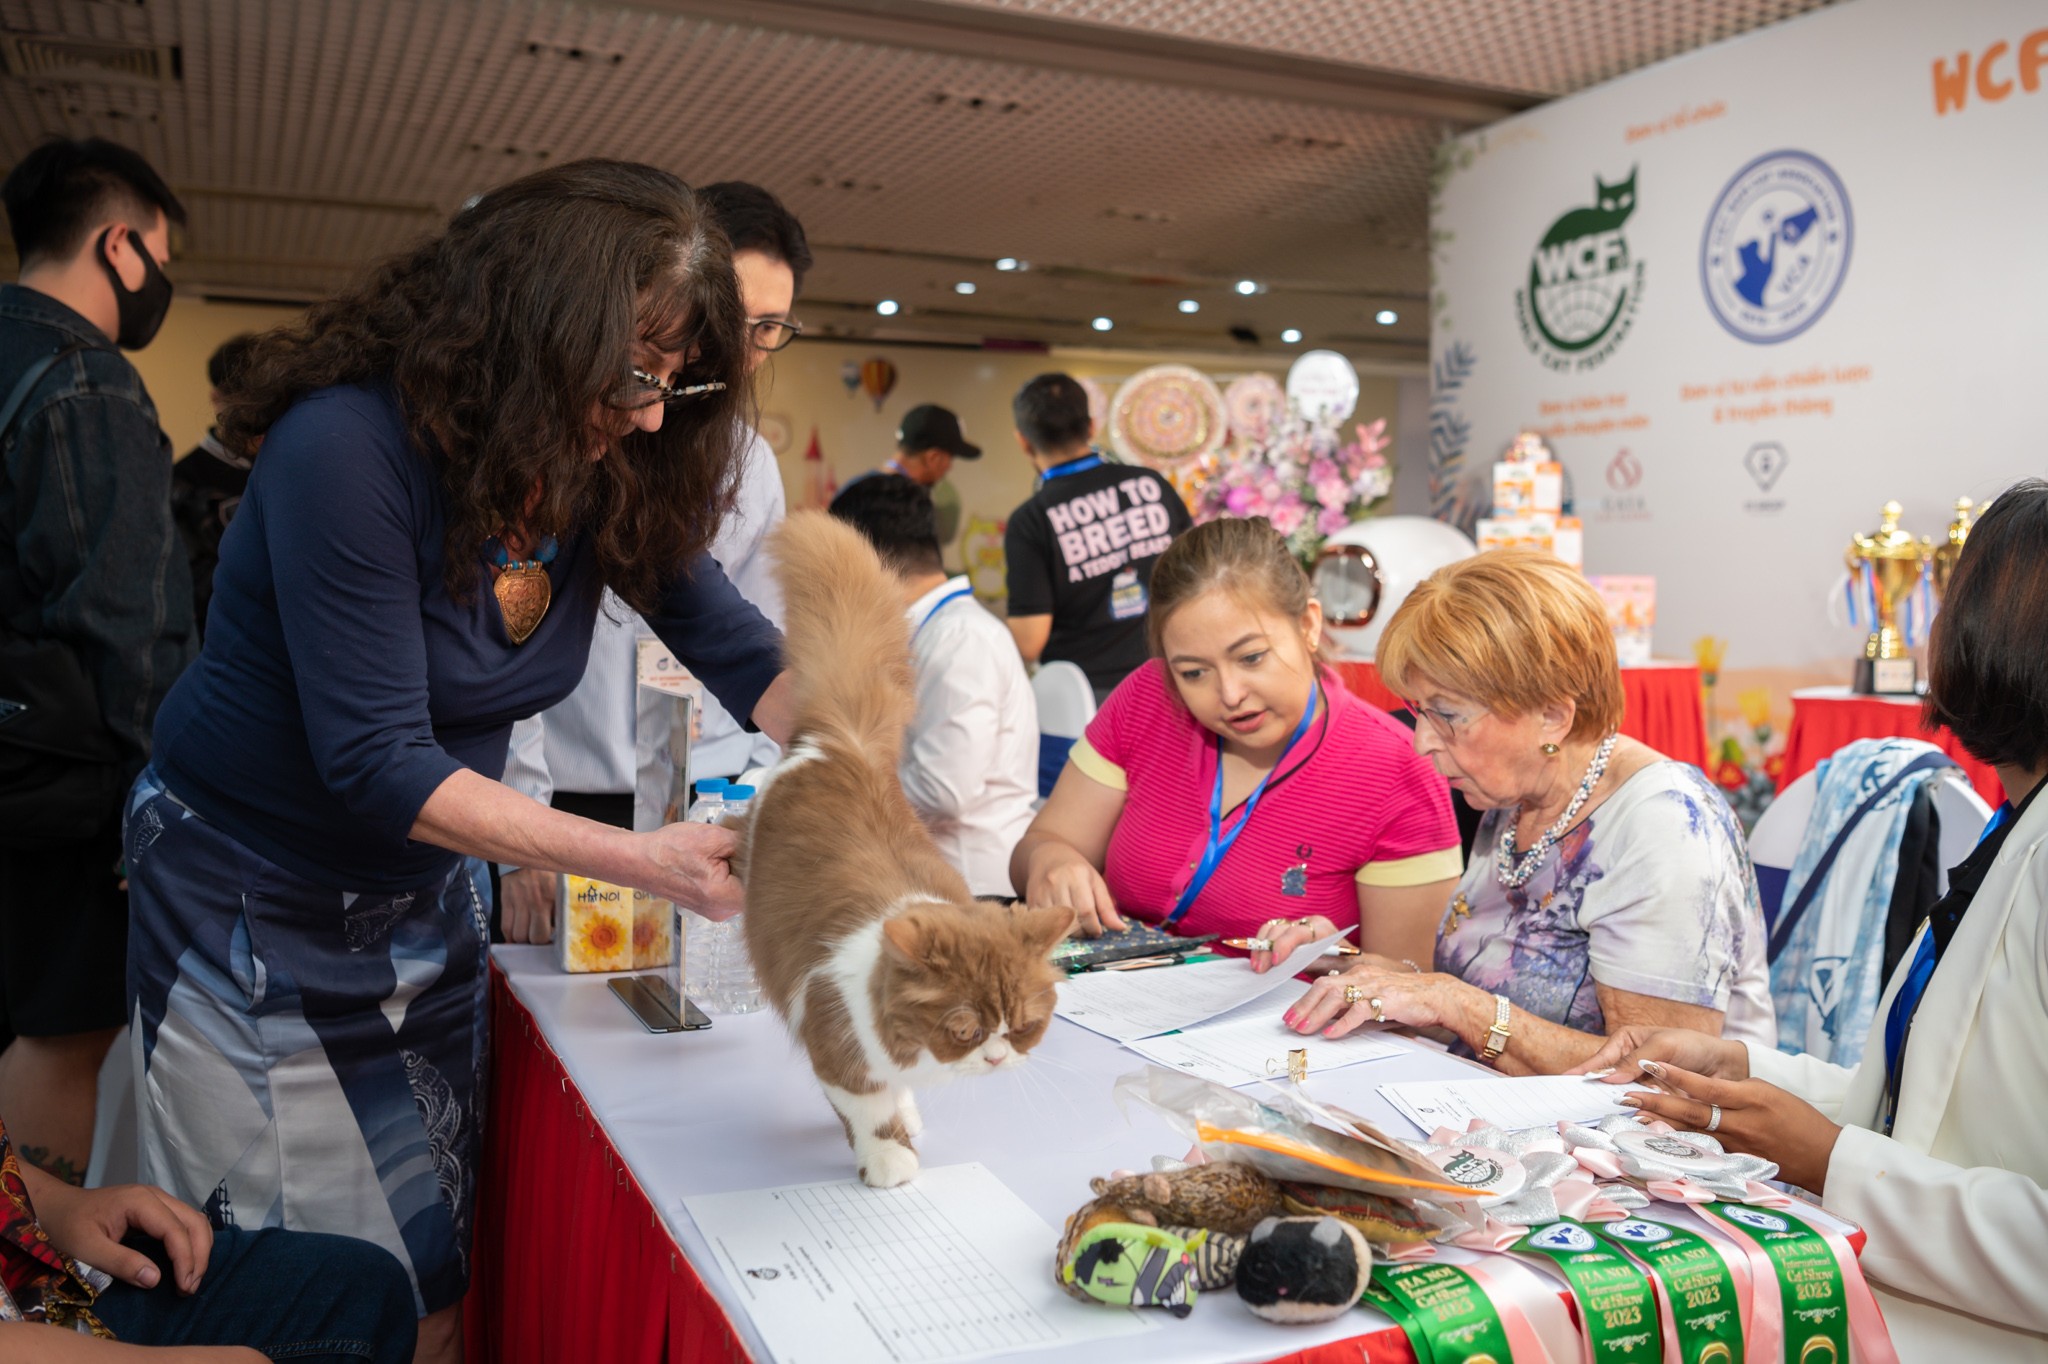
left=1165, top=683, right=1320, bottom=926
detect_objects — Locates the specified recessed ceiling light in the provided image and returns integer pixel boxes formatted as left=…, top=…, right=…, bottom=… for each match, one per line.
left=1376, top=309, right=1398, bottom=325
left=1177, top=299, right=1200, bottom=314
left=1235, top=279, right=1260, bottom=296
left=876, top=299, right=900, bottom=316
left=1090, top=316, right=1114, bottom=332
left=995, top=257, right=1023, bottom=271
left=955, top=282, right=977, bottom=295
left=1281, top=328, right=1303, bottom=344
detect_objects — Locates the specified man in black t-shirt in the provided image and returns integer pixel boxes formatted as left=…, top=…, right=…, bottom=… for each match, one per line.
left=1003, top=373, right=1191, bottom=703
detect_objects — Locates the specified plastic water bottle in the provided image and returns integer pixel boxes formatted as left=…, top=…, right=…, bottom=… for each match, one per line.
left=682, top=783, right=765, bottom=1014
left=678, top=781, right=725, bottom=1006
left=682, top=777, right=729, bottom=825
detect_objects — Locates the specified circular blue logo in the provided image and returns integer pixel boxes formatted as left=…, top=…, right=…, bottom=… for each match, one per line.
left=1533, top=1223, right=1598, bottom=1252
left=1609, top=1219, right=1672, bottom=1243
left=1700, top=150, right=1853, bottom=344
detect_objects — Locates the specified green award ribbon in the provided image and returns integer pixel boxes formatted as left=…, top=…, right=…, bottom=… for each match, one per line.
left=1514, top=1220, right=1661, bottom=1360
left=1699, top=1204, right=1850, bottom=1364
left=1360, top=1274, right=1436, bottom=1363
left=1592, top=1217, right=1745, bottom=1364
left=1366, top=1261, right=1515, bottom=1363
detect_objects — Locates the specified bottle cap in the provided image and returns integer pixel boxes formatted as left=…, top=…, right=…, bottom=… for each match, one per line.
left=724, top=784, right=756, bottom=800
left=696, top=777, right=730, bottom=793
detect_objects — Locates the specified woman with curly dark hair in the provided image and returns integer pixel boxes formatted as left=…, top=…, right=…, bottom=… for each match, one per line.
left=124, top=160, right=793, bottom=1361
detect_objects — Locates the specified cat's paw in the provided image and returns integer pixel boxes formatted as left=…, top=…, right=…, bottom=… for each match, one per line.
left=896, top=1091, right=924, bottom=1139
left=859, top=1142, right=920, bottom=1188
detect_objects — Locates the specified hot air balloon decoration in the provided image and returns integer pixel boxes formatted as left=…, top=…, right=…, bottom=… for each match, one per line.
left=840, top=359, right=862, bottom=398
left=801, top=426, right=836, bottom=509
left=859, top=357, right=899, bottom=412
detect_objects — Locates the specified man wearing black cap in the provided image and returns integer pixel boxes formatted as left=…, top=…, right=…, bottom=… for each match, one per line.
left=881, top=403, right=978, bottom=545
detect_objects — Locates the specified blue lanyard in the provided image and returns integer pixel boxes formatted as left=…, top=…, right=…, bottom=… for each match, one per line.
left=1879, top=799, right=2011, bottom=1133
left=913, top=587, right=974, bottom=639
left=1040, top=453, right=1104, bottom=482
left=1166, top=683, right=1321, bottom=925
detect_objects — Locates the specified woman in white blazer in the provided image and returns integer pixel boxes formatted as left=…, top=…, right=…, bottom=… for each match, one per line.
left=1575, top=478, right=2048, bottom=1363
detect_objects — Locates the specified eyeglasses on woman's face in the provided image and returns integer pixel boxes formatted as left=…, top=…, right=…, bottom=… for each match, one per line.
left=1403, top=696, right=1483, bottom=742
left=748, top=317, right=803, bottom=352
left=628, top=367, right=728, bottom=407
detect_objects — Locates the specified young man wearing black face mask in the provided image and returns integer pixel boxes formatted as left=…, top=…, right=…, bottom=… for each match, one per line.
left=0, top=138, right=193, bottom=1184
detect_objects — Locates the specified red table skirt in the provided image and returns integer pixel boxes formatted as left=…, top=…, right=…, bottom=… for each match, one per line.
left=465, top=971, right=750, bottom=1364
left=1331, top=660, right=1708, bottom=769
left=465, top=968, right=1426, bottom=1364
left=1780, top=691, right=2004, bottom=806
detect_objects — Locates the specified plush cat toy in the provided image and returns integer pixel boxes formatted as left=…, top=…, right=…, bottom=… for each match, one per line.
left=1060, top=1222, right=1204, bottom=1318
left=1057, top=1199, right=1245, bottom=1300
left=1087, top=1162, right=1286, bottom=1237
left=1234, top=1216, right=1374, bottom=1325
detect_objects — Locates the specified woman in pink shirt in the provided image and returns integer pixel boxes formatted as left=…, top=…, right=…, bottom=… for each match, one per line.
left=1010, top=517, right=1462, bottom=962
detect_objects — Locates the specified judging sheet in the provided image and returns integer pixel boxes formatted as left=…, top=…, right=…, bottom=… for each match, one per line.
left=681, top=1162, right=1154, bottom=1364
left=1378, top=1074, right=1652, bottom=1134
left=1125, top=982, right=1411, bottom=1087
left=1053, top=932, right=1348, bottom=1041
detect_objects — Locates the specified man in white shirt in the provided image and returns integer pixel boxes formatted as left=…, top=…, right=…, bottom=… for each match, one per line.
left=497, top=181, right=810, bottom=942
left=828, top=475, right=1039, bottom=897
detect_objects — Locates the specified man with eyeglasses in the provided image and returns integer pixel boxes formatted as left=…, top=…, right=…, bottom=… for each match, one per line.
left=494, top=181, right=810, bottom=945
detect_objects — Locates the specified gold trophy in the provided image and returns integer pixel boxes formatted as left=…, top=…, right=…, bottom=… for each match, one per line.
left=1931, top=497, right=1974, bottom=600
left=1847, top=501, right=1931, bottom=695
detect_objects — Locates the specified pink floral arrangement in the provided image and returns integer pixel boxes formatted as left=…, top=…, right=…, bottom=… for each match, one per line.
left=1192, top=414, right=1394, bottom=568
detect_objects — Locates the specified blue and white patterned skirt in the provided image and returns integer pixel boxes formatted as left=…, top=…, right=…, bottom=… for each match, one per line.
left=124, top=767, right=490, bottom=1316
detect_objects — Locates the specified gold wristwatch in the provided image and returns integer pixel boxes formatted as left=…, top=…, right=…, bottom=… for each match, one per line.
left=1479, top=993, right=1512, bottom=1063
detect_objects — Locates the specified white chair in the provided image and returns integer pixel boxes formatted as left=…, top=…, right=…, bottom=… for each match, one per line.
left=1752, top=767, right=1991, bottom=928
left=1928, top=772, right=1994, bottom=873
left=1749, top=771, right=1818, bottom=927
left=1029, top=661, right=1096, bottom=799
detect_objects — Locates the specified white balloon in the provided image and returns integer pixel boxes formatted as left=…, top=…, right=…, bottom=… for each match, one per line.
left=1285, top=349, right=1360, bottom=423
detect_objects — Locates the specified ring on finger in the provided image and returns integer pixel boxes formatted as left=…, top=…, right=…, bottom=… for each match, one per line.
left=1705, top=1103, right=1722, bottom=1133
left=1342, top=984, right=1365, bottom=1005
left=1370, top=996, right=1386, bottom=1023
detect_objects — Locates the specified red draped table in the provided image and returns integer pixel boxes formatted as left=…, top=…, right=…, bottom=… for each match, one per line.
left=1331, top=658, right=1708, bottom=768
left=1779, top=685, right=2004, bottom=806
left=469, top=949, right=1865, bottom=1364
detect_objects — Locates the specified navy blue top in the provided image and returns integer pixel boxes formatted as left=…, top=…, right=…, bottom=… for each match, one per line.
left=153, top=383, right=782, bottom=891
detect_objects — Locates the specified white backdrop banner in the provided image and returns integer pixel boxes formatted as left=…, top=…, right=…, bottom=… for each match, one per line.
left=1429, top=0, right=2047, bottom=669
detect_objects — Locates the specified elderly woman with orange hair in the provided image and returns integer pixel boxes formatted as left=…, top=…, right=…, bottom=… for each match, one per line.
left=1283, top=547, right=1773, bottom=1072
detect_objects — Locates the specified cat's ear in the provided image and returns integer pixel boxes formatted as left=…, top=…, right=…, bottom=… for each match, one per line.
left=883, top=912, right=956, bottom=969
left=881, top=915, right=929, bottom=966
left=1012, top=903, right=1078, bottom=956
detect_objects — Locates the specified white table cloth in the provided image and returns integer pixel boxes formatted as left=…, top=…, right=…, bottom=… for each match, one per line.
left=491, top=945, right=1590, bottom=1363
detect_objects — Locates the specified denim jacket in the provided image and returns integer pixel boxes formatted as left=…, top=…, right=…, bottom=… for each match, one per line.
left=0, top=283, right=194, bottom=768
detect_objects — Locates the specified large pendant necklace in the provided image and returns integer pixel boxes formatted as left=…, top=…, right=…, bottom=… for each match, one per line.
left=488, top=533, right=558, bottom=646
left=1495, top=733, right=1618, bottom=889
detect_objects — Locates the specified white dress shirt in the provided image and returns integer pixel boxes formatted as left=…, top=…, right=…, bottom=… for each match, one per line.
left=900, top=575, right=1039, bottom=897
left=502, top=430, right=786, bottom=842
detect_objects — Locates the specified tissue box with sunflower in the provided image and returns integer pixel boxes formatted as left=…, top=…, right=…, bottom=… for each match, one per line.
left=557, top=876, right=673, bottom=973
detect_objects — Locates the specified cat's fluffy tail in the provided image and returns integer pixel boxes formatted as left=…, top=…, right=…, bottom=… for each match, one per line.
left=769, top=510, right=917, bottom=764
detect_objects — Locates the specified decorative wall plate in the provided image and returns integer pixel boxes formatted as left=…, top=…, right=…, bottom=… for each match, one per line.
left=1108, top=364, right=1227, bottom=468
left=1223, top=372, right=1287, bottom=444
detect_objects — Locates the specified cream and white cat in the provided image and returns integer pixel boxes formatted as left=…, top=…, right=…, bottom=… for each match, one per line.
left=740, top=511, right=1072, bottom=1188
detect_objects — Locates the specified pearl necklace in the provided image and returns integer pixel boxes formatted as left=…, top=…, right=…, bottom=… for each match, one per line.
left=1494, top=733, right=1618, bottom=889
